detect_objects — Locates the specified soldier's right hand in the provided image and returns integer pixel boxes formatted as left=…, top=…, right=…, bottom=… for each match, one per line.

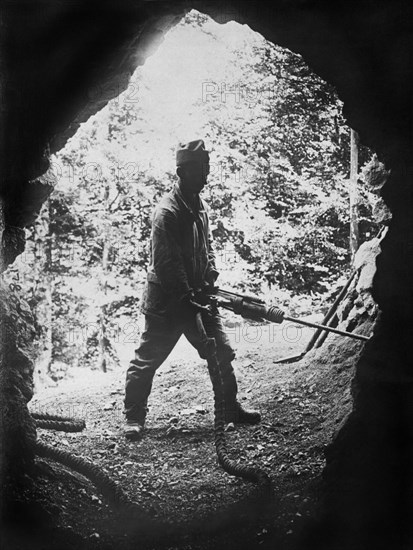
left=189, top=299, right=213, bottom=315
left=180, top=291, right=212, bottom=317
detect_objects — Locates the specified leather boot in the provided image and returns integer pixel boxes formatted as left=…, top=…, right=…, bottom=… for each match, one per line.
left=123, top=402, right=147, bottom=440
left=225, top=401, right=261, bottom=425
left=124, top=420, right=144, bottom=440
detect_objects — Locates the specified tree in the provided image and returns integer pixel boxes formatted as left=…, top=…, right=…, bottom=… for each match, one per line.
left=349, top=128, right=359, bottom=262
left=31, top=198, right=54, bottom=386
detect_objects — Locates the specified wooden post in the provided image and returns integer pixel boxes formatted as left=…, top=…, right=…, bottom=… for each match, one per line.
left=350, top=128, right=359, bottom=263
left=98, top=181, right=110, bottom=373
left=33, top=198, right=55, bottom=387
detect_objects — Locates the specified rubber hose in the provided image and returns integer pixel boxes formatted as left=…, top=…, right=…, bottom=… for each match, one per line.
left=32, top=413, right=144, bottom=515
left=32, top=412, right=81, bottom=422
left=32, top=412, right=86, bottom=432
left=35, top=440, right=145, bottom=516
left=196, top=312, right=270, bottom=487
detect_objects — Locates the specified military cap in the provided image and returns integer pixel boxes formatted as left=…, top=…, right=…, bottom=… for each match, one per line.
left=176, top=139, right=210, bottom=166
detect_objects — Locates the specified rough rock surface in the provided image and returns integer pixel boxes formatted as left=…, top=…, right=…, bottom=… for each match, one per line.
left=0, top=281, right=37, bottom=506
left=336, top=232, right=384, bottom=330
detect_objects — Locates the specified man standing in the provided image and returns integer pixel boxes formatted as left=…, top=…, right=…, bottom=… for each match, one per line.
left=124, top=140, right=260, bottom=440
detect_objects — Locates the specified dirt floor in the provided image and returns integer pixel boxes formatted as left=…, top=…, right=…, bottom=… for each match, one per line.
left=9, top=313, right=365, bottom=550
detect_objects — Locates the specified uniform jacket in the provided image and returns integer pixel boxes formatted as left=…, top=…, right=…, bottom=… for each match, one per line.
left=141, top=182, right=218, bottom=318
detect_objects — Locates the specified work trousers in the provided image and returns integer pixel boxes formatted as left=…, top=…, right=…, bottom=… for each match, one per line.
left=124, top=310, right=237, bottom=423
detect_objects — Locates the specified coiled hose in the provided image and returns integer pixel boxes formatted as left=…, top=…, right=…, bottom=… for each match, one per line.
left=32, top=412, right=146, bottom=516
left=195, top=311, right=271, bottom=487
left=35, top=440, right=143, bottom=514
left=32, top=412, right=86, bottom=432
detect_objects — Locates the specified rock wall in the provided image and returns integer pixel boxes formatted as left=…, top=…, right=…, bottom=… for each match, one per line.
left=0, top=281, right=37, bottom=516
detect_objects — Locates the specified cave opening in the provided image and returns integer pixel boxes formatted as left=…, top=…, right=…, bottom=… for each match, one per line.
left=1, top=2, right=412, bottom=550
left=5, top=9, right=382, bottom=387
left=7, top=9, right=383, bottom=550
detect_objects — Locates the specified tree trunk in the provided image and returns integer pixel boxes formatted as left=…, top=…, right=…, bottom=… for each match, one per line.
left=33, top=198, right=55, bottom=388
left=98, top=181, right=110, bottom=373
left=349, top=128, right=359, bottom=263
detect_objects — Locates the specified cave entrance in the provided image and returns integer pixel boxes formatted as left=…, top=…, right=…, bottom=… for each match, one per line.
left=1, top=4, right=399, bottom=549
left=4, top=9, right=381, bottom=388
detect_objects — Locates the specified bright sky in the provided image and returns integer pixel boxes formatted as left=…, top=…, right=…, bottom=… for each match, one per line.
left=53, top=10, right=271, bottom=192
left=114, top=12, right=265, bottom=175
